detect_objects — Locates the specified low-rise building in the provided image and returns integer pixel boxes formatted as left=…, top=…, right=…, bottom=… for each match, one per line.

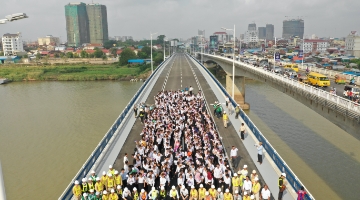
left=345, top=31, right=360, bottom=57
left=38, top=35, right=60, bottom=46
left=2, top=32, right=24, bottom=56
left=303, top=39, right=329, bottom=53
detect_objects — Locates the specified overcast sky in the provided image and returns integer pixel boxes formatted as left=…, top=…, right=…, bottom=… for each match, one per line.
left=1, top=0, right=359, bottom=42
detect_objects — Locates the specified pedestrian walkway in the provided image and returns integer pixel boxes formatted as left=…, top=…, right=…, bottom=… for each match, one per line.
left=187, top=54, right=296, bottom=200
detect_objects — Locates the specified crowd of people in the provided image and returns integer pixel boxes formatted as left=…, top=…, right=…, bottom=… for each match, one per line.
left=72, top=87, right=308, bottom=200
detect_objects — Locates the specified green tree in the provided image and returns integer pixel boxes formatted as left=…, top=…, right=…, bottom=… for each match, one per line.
left=0, top=51, right=4, bottom=56
left=141, top=46, right=151, bottom=57
left=23, top=54, right=28, bottom=58
left=80, top=50, right=88, bottom=58
left=54, top=53, right=60, bottom=58
left=119, top=48, right=137, bottom=66
left=66, top=52, right=73, bottom=58
left=153, top=52, right=163, bottom=65
left=110, top=48, right=117, bottom=57
left=157, top=35, right=166, bottom=45
left=103, top=40, right=117, bottom=49
left=138, top=51, right=147, bottom=59
left=88, top=53, right=95, bottom=58
left=94, top=48, right=104, bottom=58
left=36, top=52, right=41, bottom=60
left=73, top=53, right=80, bottom=58
left=44, top=55, right=50, bottom=64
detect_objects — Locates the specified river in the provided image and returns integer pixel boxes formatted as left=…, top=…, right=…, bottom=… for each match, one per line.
left=0, top=81, right=143, bottom=199
left=1, top=79, right=359, bottom=199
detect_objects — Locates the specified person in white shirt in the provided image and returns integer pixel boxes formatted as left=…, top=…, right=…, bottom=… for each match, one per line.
left=242, top=176, right=252, bottom=195
left=223, top=173, right=231, bottom=191
left=230, top=146, right=239, bottom=168
left=189, top=86, right=194, bottom=96
left=180, top=185, right=189, bottom=200
left=213, top=165, right=223, bottom=188
left=261, top=184, right=271, bottom=200
left=124, top=153, right=129, bottom=165
left=255, top=142, right=263, bottom=164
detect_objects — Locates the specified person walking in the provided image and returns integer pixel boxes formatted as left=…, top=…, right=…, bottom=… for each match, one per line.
left=139, top=109, right=145, bottom=124
left=260, top=184, right=271, bottom=200
left=230, top=146, right=238, bottom=168
left=234, top=105, right=240, bottom=119
left=231, top=173, right=240, bottom=196
left=278, top=173, right=286, bottom=200
left=223, top=111, right=228, bottom=128
left=255, top=142, right=263, bottom=165
left=189, top=86, right=194, bottom=96
left=133, top=105, right=138, bottom=118
left=225, top=96, right=230, bottom=112
left=296, top=186, right=306, bottom=200
left=72, top=180, right=82, bottom=200
left=251, top=178, right=260, bottom=200
left=239, top=123, right=246, bottom=140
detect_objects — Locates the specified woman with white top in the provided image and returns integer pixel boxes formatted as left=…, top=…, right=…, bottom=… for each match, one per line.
left=242, top=176, right=252, bottom=195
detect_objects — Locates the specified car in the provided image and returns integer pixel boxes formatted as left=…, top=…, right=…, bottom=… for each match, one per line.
left=271, top=66, right=282, bottom=73
left=344, top=85, right=360, bottom=95
left=282, top=68, right=298, bottom=78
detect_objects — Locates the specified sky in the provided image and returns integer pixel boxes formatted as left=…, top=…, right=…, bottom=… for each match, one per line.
left=1, top=0, right=360, bottom=42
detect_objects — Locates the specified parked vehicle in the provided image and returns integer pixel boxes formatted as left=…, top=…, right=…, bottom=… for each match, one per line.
left=335, top=75, right=346, bottom=84
left=307, top=72, right=330, bottom=87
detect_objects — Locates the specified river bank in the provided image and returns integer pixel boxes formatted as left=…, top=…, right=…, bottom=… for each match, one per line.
left=0, top=64, right=152, bottom=81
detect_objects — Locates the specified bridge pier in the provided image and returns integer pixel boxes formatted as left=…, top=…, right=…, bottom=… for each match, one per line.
left=226, top=74, right=250, bottom=110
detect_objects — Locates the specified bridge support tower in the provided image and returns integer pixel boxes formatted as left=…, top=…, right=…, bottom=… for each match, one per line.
left=226, top=74, right=250, bottom=110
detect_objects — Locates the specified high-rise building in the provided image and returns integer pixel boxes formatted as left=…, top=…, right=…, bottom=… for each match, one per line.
left=2, top=32, right=24, bottom=56
left=282, top=19, right=304, bottom=39
left=248, top=23, right=256, bottom=31
left=345, top=31, right=360, bottom=57
left=266, top=24, right=274, bottom=40
left=65, top=2, right=108, bottom=47
left=65, top=3, right=89, bottom=47
left=258, top=27, right=266, bottom=39
left=86, top=3, right=108, bottom=44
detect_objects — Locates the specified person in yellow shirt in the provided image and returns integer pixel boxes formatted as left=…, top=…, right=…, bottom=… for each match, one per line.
left=251, top=177, right=261, bottom=200
left=88, top=178, right=95, bottom=192
left=223, top=189, right=233, bottom=200
left=189, top=186, right=198, bottom=200
left=208, top=185, right=217, bottom=199
left=108, top=173, right=115, bottom=191
left=108, top=165, right=116, bottom=176
left=250, top=170, right=258, bottom=185
left=231, top=173, right=240, bottom=196
left=242, top=192, right=250, bottom=200
left=110, top=189, right=119, bottom=200
left=114, top=170, right=122, bottom=187
left=133, top=187, right=139, bottom=200
left=198, top=184, right=206, bottom=200
left=72, top=180, right=82, bottom=200
left=116, top=185, right=123, bottom=198
left=223, top=111, right=228, bottom=128
left=95, top=177, right=104, bottom=194
left=102, top=190, right=109, bottom=200
left=101, top=171, right=108, bottom=190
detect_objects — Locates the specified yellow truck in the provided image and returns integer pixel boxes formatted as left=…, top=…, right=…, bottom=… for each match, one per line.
left=307, top=72, right=331, bottom=87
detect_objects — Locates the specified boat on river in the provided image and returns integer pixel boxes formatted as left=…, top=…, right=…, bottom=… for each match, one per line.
left=0, top=78, right=9, bottom=85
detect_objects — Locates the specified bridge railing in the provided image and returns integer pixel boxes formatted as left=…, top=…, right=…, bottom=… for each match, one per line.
left=203, top=54, right=360, bottom=116
left=59, top=55, right=173, bottom=200
left=188, top=54, right=315, bottom=200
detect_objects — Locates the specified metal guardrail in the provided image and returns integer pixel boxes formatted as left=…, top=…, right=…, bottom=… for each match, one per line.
left=59, top=55, right=173, bottom=200
left=202, top=54, right=360, bottom=116
left=188, top=54, right=315, bottom=200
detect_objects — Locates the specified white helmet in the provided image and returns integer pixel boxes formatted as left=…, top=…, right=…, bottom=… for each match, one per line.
left=82, top=178, right=86, bottom=182
left=102, top=171, right=106, bottom=175
left=103, top=191, right=108, bottom=195
left=109, top=165, right=113, bottom=168
left=117, top=185, right=121, bottom=189
left=115, top=170, right=119, bottom=175
left=225, top=189, right=229, bottom=193
left=141, top=189, right=145, bottom=193
left=90, top=189, right=94, bottom=193
left=74, top=180, right=79, bottom=184
left=91, top=170, right=95, bottom=174
left=96, top=177, right=100, bottom=181
left=111, top=189, right=115, bottom=193
left=83, top=193, right=88, bottom=197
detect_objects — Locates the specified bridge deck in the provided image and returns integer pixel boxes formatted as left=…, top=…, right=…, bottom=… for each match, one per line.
left=112, top=54, right=294, bottom=199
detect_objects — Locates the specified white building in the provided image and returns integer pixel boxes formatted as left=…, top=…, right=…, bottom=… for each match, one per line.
left=2, top=32, right=24, bottom=56
left=303, top=39, right=329, bottom=53
left=213, top=32, right=228, bottom=43
left=38, top=35, right=60, bottom=46
left=244, top=30, right=259, bottom=44
left=345, top=31, right=360, bottom=57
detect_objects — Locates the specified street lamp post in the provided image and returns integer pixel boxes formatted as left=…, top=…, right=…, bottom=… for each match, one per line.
left=150, top=32, right=157, bottom=73
left=221, top=25, right=236, bottom=99
left=164, top=39, right=167, bottom=61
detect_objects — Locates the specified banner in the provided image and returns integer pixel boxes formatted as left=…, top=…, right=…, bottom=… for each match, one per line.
left=209, top=36, right=218, bottom=49
left=274, top=52, right=280, bottom=62
left=170, top=41, right=175, bottom=47
left=298, top=50, right=303, bottom=58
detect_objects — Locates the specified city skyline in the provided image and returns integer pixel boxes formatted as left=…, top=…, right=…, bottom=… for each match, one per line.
left=1, top=0, right=359, bottom=42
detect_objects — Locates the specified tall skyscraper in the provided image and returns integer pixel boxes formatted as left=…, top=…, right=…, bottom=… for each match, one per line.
left=258, top=27, right=266, bottom=39
left=65, top=3, right=89, bottom=47
left=65, top=2, right=108, bottom=47
left=248, top=23, right=256, bottom=31
left=87, top=3, right=109, bottom=44
left=265, top=24, right=274, bottom=40
left=282, top=19, right=304, bottom=39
